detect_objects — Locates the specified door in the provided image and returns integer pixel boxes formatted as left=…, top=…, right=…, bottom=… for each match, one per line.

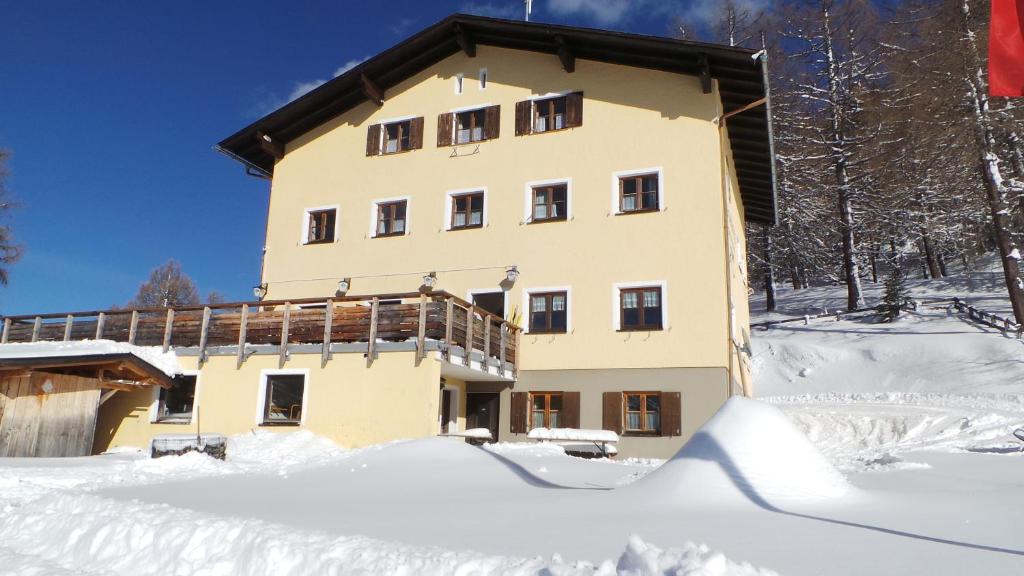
left=465, top=393, right=499, bottom=442
left=472, top=291, right=505, bottom=317
left=440, top=388, right=456, bottom=434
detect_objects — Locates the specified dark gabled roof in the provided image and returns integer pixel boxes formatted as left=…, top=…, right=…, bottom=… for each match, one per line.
left=217, top=13, right=777, bottom=224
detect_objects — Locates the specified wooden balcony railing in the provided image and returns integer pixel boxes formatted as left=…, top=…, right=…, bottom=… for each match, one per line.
left=0, top=292, right=520, bottom=377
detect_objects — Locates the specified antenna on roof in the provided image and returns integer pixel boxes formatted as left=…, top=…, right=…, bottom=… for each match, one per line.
left=525, top=0, right=532, bottom=21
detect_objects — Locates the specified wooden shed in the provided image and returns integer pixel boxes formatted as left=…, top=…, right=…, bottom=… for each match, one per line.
left=0, top=351, right=174, bottom=457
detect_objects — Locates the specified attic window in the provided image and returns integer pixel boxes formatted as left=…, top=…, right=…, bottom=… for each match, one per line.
left=478, top=68, right=488, bottom=90
left=383, top=121, right=411, bottom=154
left=438, top=106, right=500, bottom=146
left=365, top=118, right=423, bottom=156
left=455, top=73, right=464, bottom=94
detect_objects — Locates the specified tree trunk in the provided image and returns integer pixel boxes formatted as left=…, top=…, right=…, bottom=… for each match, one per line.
left=869, top=245, right=879, bottom=283
left=921, top=231, right=942, bottom=278
left=937, top=250, right=948, bottom=277
left=763, top=229, right=777, bottom=312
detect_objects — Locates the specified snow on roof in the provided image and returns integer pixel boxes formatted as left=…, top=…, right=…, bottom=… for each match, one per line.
left=0, top=340, right=182, bottom=378
left=527, top=428, right=619, bottom=443
left=632, top=397, right=851, bottom=502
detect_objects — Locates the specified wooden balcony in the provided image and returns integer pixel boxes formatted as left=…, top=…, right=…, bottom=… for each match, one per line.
left=0, top=292, right=520, bottom=378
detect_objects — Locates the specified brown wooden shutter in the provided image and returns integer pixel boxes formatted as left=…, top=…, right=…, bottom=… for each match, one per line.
left=602, top=391, right=622, bottom=433
left=566, top=91, right=584, bottom=128
left=365, top=123, right=381, bottom=156
left=561, top=391, right=580, bottom=429
left=510, top=391, right=528, bottom=434
left=484, top=104, right=501, bottom=140
left=437, top=113, right=454, bottom=147
left=514, top=100, right=532, bottom=136
left=660, top=392, right=682, bottom=437
left=408, top=117, right=424, bottom=150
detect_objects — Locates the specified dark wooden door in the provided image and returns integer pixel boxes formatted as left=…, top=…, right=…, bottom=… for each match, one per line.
left=466, top=393, right=499, bottom=442
left=440, top=389, right=453, bottom=434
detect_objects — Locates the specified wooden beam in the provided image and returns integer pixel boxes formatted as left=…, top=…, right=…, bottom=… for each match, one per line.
left=31, top=316, right=41, bottom=342
left=2, top=318, right=9, bottom=343
left=360, top=74, right=384, bottom=107
left=95, top=313, right=106, bottom=340
left=499, top=322, right=507, bottom=377
left=99, top=389, right=119, bottom=406
left=256, top=131, right=284, bottom=160
left=162, top=308, right=174, bottom=352
left=464, top=305, right=475, bottom=367
left=699, top=53, right=712, bottom=94
left=236, top=304, right=248, bottom=369
left=454, top=24, right=476, bottom=57
left=198, top=306, right=211, bottom=365
left=444, top=297, right=454, bottom=362
left=279, top=303, right=291, bottom=369
left=416, top=293, right=427, bottom=365
left=127, top=311, right=138, bottom=345
left=321, top=300, right=333, bottom=368
left=482, top=314, right=491, bottom=371
left=367, top=297, right=379, bottom=367
left=555, top=36, right=575, bottom=73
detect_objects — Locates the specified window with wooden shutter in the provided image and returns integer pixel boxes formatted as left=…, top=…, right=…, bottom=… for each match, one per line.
left=408, top=116, right=424, bottom=150
left=602, top=391, right=622, bottom=433
left=561, top=391, right=580, bottom=429
left=484, top=105, right=501, bottom=140
left=660, top=392, right=682, bottom=437
left=510, top=391, right=528, bottom=434
left=533, top=96, right=567, bottom=133
left=514, top=100, right=532, bottom=135
left=530, top=392, right=562, bottom=429
left=366, top=123, right=382, bottom=156
left=623, top=392, right=661, bottom=434
left=565, top=91, right=583, bottom=127
left=437, top=113, right=454, bottom=146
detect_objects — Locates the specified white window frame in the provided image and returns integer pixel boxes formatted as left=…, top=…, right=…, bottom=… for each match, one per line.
left=529, top=90, right=575, bottom=133
left=448, top=103, right=492, bottom=145
left=522, top=286, right=573, bottom=333
left=256, top=368, right=311, bottom=426
left=444, top=187, right=488, bottom=231
left=523, top=177, right=573, bottom=223
left=611, top=167, right=665, bottom=215
left=149, top=370, right=201, bottom=424
left=368, top=195, right=412, bottom=238
left=300, top=204, right=340, bottom=245
left=478, top=68, right=488, bottom=90
left=466, top=288, right=509, bottom=319
left=612, top=281, right=669, bottom=331
left=454, top=73, right=464, bottom=95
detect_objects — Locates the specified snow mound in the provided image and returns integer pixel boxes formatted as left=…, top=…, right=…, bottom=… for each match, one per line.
left=227, top=429, right=347, bottom=469
left=633, top=397, right=851, bottom=504
left=0, top=340, right=181, bottom=377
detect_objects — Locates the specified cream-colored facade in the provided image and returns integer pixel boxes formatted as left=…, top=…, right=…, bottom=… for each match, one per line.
left=94, top=38, right=760, bottom=459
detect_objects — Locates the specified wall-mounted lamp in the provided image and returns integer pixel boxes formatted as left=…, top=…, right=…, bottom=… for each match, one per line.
left=336, top=278, right=351, bottom=296
left=253, top=283, right=268, bottom=300
left=421, top=271, right=438, bottom=292
left=505, top=266, right=520, bottom=284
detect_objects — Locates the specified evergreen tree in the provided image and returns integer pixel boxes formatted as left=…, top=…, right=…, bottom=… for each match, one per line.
left=878, top=261, right=910, bottom=322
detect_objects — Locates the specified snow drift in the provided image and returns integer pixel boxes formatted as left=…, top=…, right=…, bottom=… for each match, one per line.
left=633, top=397, right=851, bottom=503
left=0, top=340, right=181, bottom=377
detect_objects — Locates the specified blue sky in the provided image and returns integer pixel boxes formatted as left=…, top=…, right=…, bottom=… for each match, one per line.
left=0, top=0, right=753, bottom=315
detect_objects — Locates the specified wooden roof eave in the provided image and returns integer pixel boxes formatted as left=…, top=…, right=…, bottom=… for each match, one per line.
left=0, top=353, right=175, bottom=389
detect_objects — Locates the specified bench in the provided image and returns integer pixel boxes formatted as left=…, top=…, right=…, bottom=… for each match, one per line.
left=526, top=428, right=619, bottom=458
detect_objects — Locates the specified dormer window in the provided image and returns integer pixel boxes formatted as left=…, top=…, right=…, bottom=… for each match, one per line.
left=515, top=92, right=583, bottom=136
left=437, top=106, right=501, bottom=146
left=365, top=117, right=424, bottom=156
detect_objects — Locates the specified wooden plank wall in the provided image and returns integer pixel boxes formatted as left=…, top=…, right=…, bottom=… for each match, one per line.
left=0, top=373, right=101, bottom=457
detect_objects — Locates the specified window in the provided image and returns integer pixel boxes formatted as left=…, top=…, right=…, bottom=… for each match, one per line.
left=624, top=392, right=660, bottom=433
left=155, top=375, right=196, bottom=423
left=456, top=109, right=486, bottom=144
left=262, top=374, right=305, bottom=425
left=383, top=120, right=411, bottom=154
left=531, top=184, right=568, bottom=222
left=376, top=200, right=407, bottom=237
left=529, top=292, right=567, bottom=334
left=620, top=287, right=663, bottom=331
left=534, top=95, right=567, bottom=133
left=451, top=192, right=484, bottom=230
left=531, top=392, right=561, bottom=429
left=619, top=173, right=660, bottom=213
left=478, top=68, right=488, bottom=90
left=455, top=73, right=464, bottom=94
left=306, top=209, right=336, bottom=244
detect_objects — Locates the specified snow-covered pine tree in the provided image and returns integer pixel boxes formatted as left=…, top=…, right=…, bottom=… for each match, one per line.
left=878, top=259, right=910, bottom=322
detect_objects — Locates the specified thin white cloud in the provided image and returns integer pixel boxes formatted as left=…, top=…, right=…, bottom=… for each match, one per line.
left=389, top=17, right=418, bottom=37
left=253, top=57, right=369, bottom=117
left=460, top=1, right=523, bottom=19
left=546, top=0, right=636, bottom=25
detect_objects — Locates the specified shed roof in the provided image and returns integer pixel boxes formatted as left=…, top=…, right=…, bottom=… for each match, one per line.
left=217, top=13, right=777, bottom=224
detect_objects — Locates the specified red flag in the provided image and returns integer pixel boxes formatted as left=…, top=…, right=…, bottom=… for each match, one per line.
left=990, top=0, right=1024, bottom=96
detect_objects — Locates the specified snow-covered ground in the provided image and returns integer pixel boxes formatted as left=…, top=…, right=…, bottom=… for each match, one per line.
left=2, top=258, right=1024, bottom=575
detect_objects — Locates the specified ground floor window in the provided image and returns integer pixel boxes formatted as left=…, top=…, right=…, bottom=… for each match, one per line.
left=262, top=374, right=305, bottom=425
left=531, top=392, right=561, bottom=429
left=624, top=392, right=660, bottom=433
left=155, top=375, right=196, bottom=423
